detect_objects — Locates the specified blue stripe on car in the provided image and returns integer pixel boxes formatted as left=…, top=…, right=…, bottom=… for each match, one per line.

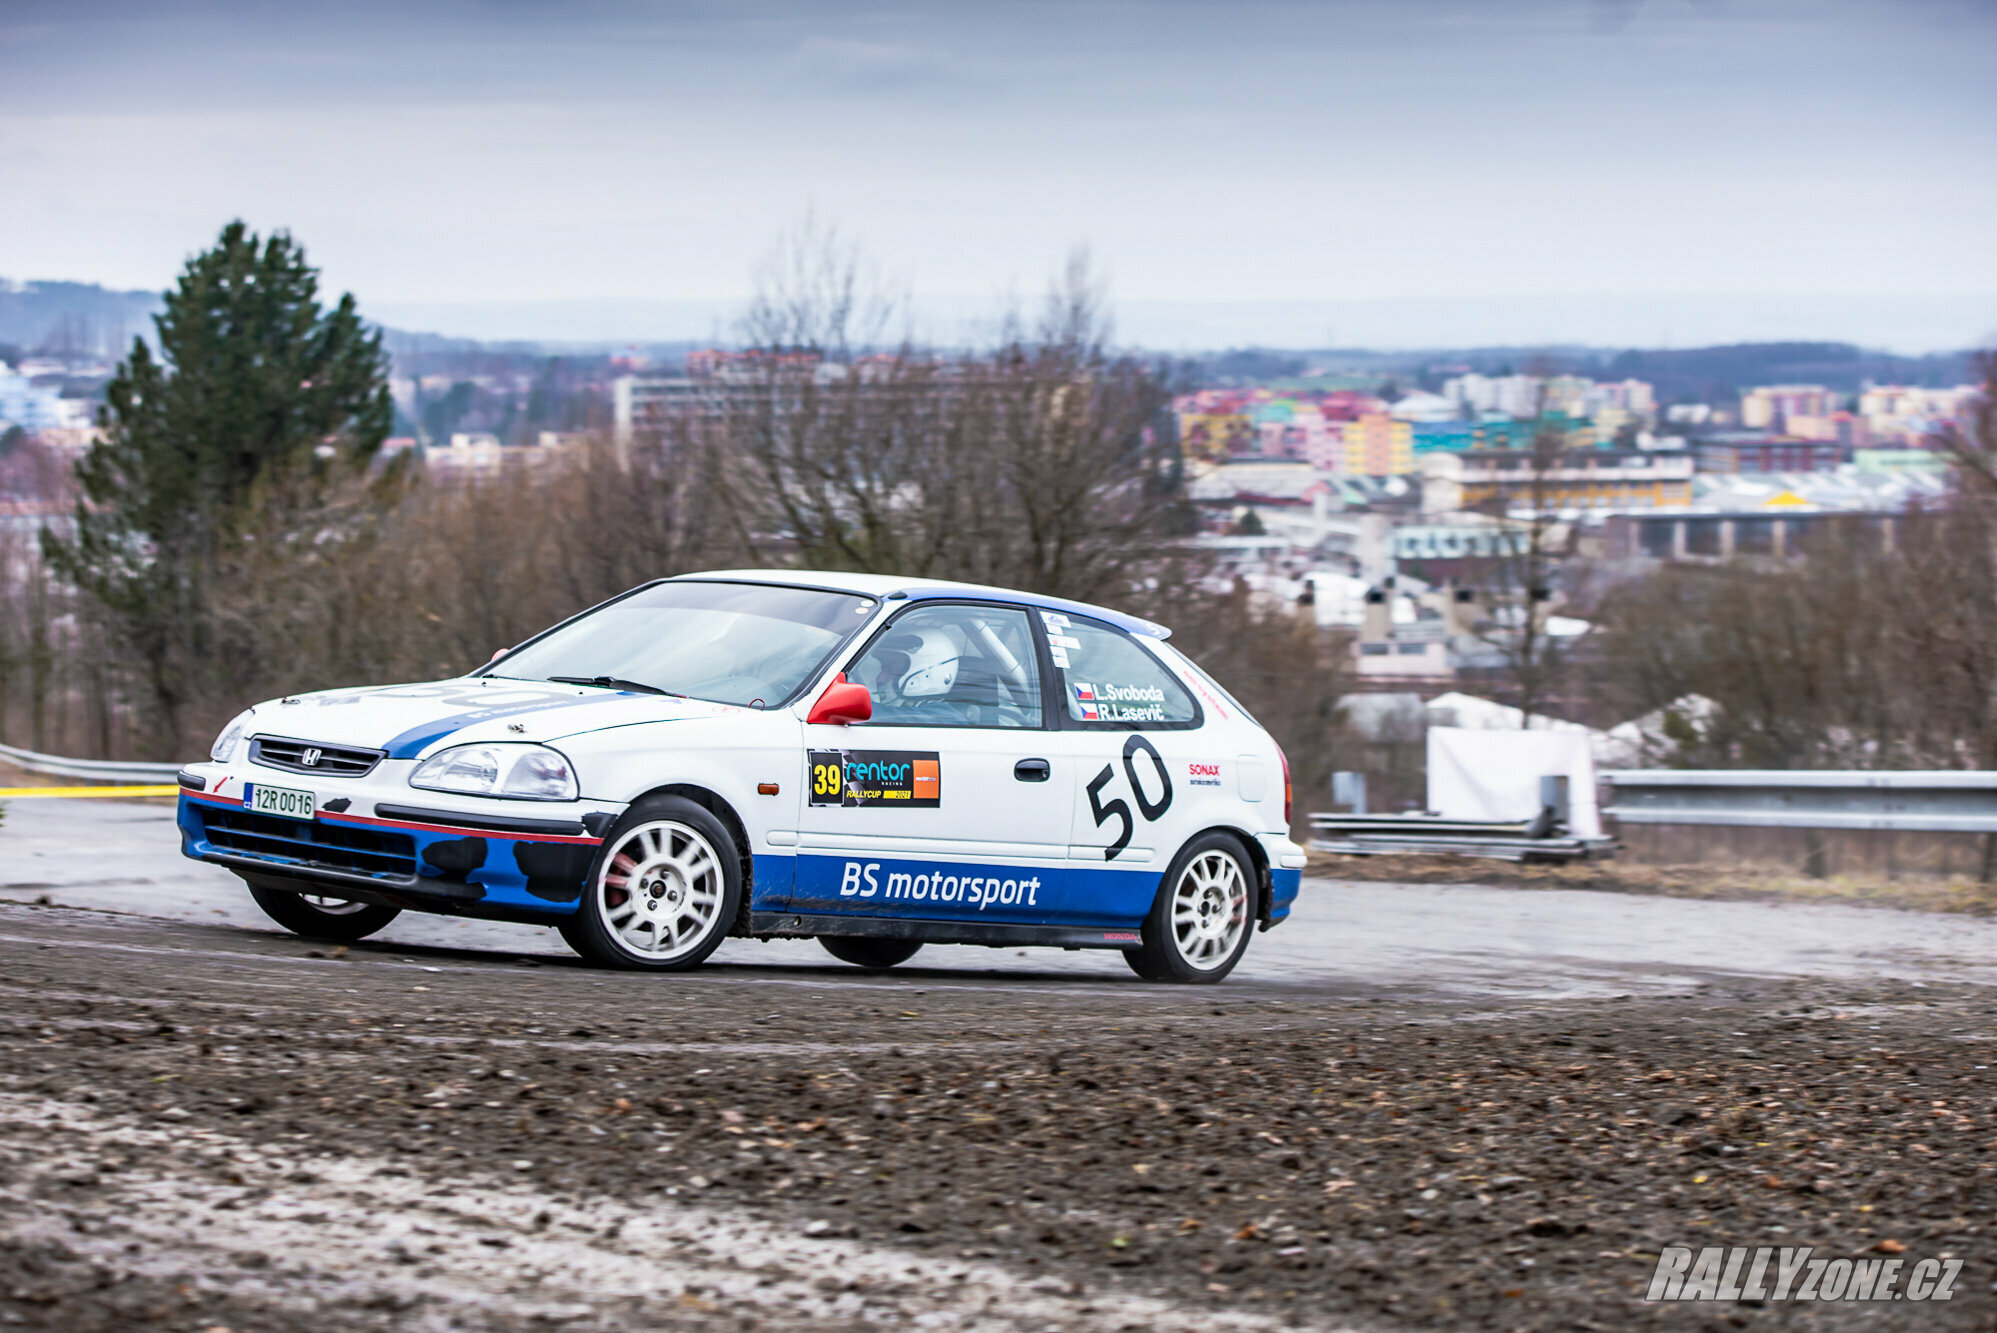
left=382, top=694, right=632, bottom=759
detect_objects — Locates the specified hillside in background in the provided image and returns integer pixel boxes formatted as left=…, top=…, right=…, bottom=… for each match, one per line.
left=1195, top=341, right=1981, bottom=398
left=1596, top=342, right=1978, bottom=399
left=4, top=280, right=1983, bottom=402
left=0, top=281, right=161, bottom=360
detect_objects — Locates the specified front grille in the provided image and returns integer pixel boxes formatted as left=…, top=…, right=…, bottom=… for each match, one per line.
left=199, top=804, right=416, bottom=881
left=250, top=735, right=384, bottom=778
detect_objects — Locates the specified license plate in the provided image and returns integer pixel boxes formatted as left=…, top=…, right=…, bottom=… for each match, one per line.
left=248, top=783, right=316, bottom=821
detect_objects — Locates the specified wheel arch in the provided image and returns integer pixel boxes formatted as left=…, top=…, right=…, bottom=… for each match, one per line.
left=1178, top=822, right=1272, bottom=929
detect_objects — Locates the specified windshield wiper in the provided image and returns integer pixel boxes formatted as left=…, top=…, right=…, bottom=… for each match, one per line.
left=548, top=675, right=682, bottom=697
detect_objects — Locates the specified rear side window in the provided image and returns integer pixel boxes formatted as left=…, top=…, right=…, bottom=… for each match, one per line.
left=1038, top=613, right=1199, bottom=728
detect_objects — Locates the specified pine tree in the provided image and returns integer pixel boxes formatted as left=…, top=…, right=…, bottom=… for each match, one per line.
left=42, top=221, right=393, bottom=752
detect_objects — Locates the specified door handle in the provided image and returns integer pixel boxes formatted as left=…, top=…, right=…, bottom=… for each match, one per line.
left=1014, top=758, right=1051, bottom=782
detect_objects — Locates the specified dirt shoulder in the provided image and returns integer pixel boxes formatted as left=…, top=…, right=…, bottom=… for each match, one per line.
left=1, top=903, right=1993, bottom=1330
left=1307, top=851, right=1997, bottom=916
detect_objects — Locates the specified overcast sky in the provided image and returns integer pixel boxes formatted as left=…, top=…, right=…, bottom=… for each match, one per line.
left=4, top=0, right=1994, bottom=348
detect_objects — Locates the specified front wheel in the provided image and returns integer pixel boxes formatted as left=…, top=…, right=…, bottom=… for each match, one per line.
left=561, top=796, right=742, bottom=970
left=248, top=885, right=401, bottom=942
left=819, top=937, right=923, bottom=970
left=1123, top=833, right=1256, bottom=984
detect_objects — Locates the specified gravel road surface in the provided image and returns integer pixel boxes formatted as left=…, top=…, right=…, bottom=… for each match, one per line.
left=2, top=796, right=1994, bottom=1330
left=9, top=796, right=1997, bottom=997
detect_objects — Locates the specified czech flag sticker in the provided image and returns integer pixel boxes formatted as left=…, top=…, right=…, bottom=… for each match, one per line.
left=1073, top=682, right=1100, bottom=720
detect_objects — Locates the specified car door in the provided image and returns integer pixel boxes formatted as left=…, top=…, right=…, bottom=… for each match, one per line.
left=1034, top=611, right=1220, bottom=929
left=793, top=601, right=1071, bottom=925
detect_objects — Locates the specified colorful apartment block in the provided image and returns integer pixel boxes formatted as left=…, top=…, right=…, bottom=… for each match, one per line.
left=1344, top=413, right=1414, bottom=477
left=1411, top=421, right=1477, bottom=454
left=1179, top=411, right=1254, bottom=459
left=1740, top=385, right=1836, bottom=430
left=1423, top=448, right=1695, bottom=512
left=1173, top=387, right=1384, bottom=465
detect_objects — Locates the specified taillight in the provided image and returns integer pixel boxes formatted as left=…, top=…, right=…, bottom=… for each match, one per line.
left=1277, top=744, right=1293, bottom=826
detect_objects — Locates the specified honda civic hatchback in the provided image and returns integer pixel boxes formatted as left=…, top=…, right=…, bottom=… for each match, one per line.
left=177, top=571, right=1306, bottom=983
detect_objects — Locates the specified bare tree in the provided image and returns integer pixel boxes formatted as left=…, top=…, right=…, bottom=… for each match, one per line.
left=698, top=231, right=1184, bottom=605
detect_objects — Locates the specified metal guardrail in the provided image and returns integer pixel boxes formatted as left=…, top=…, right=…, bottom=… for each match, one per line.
left=0, top=741, right=186, bottom=785
left=1601, top=769, right=1997, bottom=833
left=1308, top=811, right=1615, bottom=864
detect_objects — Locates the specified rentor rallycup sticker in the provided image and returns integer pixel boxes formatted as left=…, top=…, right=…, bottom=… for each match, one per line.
left=808, top=749, right=941, bottom=807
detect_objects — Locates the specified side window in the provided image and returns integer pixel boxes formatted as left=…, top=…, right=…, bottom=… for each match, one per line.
left=1039, top=614, right=1199, bottom=727
left=846, top=604, right=1044, bottom=729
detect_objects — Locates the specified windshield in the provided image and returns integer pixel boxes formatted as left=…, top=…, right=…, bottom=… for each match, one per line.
left=486, top=581, right=877, bottom=708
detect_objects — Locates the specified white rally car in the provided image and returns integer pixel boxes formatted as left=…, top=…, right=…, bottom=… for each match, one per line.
left=178, top=572, right=1306, bottom=983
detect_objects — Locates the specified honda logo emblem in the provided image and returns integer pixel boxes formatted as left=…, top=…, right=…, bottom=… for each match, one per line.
left=301, top=747, right=323, bottom=767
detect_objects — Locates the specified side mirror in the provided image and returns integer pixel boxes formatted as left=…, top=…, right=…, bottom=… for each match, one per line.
left=806, top=673, right=873, bottom=726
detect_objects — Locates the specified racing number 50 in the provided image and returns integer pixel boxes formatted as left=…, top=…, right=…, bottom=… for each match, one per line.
left=1086, top=735, right=1173, bottom=860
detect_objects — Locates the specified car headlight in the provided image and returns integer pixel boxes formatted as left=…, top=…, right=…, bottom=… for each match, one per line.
left=409, top=743, right=579, bottom=801
left=210, top=711, right=252, bottom=763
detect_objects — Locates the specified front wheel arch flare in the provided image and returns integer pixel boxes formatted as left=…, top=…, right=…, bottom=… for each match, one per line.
left=624, top=783, right=754, bottom=935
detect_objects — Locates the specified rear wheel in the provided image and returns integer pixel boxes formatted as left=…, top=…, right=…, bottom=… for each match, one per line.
left=561, top=796, right=742, bottom=971
left=819, top=937, right=923, bottom=970
left=1123, top=832, right=1256, bottom=984
left=248, top=885, right=401, bottom=942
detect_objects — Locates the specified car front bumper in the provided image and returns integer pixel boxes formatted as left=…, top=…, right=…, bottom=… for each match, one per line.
left=176, top=760, right=625, bottom=922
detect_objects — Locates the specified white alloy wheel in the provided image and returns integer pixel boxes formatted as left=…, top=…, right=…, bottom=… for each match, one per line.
left=1169, top=848, right=1249, bottom=970
left=596, top=819, right=727, bottom=963
left=299, top=894, right=369, bottom=915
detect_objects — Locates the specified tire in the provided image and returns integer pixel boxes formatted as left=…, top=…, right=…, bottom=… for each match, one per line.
left=561, top=795, right=742, bottom=971
left=1122, top=832, right=1257, bottom=984
left=248, top=885, right=401, bottom=942
left=819, top=936, right=924, bottom=970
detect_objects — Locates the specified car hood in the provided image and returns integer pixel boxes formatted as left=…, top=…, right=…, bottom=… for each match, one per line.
left=241, top=678, right=757, bottom=759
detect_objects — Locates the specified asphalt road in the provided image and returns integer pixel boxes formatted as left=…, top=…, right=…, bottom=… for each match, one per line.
left=5, top=795, right=1997, bottom=998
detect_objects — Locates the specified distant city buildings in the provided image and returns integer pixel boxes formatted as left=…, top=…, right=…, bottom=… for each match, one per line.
left=0, top=365, right=65, bottom=433
left=1420, top=448, right=1696, bottom=513
left=1739, top=384, right=1835, bottom=430
left=1173, top=362, right=1983, bottom=689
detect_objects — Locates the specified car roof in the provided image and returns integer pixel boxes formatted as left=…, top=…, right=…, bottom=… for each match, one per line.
left=669, top=569, right=1172, bottom=639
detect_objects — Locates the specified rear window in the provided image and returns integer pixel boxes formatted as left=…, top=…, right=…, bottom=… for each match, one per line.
left=1037, top=612, right=1199, bottom=728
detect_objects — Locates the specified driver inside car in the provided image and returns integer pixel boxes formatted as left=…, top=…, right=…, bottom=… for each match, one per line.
left=861, top=627, right=977, bottom=725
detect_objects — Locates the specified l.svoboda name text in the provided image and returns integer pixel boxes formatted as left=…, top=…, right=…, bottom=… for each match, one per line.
left=839, top=861, right=1043, bottom=910
left=1094, top=682, right=1168, bottom=723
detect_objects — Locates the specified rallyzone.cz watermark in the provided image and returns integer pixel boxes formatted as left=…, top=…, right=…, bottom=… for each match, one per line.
left=1647, top=1246, right=1961, bottom=1303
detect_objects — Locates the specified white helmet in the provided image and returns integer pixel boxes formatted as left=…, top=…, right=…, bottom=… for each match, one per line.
left=882, top=629, right=960, bottom=700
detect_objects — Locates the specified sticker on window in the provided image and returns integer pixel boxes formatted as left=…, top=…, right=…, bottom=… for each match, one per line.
left=809, top=750, right=942, bottom=807
left=1087, top=682, right=1171, bottom=723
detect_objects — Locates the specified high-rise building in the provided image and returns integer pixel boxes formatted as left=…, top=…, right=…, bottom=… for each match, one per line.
left=1343, top=414, right=1414, bottom=477
left=1740, top=385, right=1835, bottom=431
